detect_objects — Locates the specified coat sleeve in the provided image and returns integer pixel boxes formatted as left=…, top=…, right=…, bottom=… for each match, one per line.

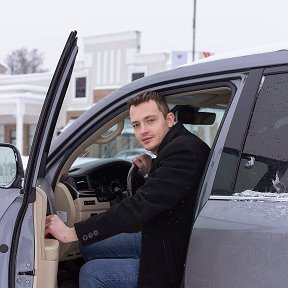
left=75, top=135, right=209, bottom=245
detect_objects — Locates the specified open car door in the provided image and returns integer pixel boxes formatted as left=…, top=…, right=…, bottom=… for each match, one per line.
left=0, top=31, right=78, bottom=288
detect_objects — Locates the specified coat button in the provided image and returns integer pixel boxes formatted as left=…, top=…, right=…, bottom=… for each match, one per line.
left=82, top=235, right=88, bottom=241
left=93, top=230, right=99, bottom=236
left=88, top=232, right=93, bottom=238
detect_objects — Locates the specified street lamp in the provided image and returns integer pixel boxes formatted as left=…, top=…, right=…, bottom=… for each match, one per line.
left=192, top=0, right=197, bottom=61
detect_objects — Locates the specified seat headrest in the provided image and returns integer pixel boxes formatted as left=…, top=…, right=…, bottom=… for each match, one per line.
left=172, top=105, right=216, bottom=125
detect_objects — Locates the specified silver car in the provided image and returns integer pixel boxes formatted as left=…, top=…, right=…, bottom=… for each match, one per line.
left=2, top=31, right=288, bottom=288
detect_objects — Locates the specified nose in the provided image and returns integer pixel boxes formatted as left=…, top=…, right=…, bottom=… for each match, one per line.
left=140, top=123, right=148, bottom=135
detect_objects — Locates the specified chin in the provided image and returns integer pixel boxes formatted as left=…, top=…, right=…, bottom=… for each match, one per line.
left=142, top=141, right=157, bottom=153
left=143, top=145, right=153, bottom=152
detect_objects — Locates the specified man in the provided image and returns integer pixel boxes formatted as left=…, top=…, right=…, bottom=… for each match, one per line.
left=45, top=91, right=210, bottom=288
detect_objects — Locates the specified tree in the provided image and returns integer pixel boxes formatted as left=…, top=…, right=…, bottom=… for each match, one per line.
left=5, top=48, right=47, bottom=74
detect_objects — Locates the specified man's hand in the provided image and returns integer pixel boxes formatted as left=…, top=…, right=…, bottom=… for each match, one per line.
left=132, top=154, right=152, bottom=175
left=45, top=214, right=78, bottom=243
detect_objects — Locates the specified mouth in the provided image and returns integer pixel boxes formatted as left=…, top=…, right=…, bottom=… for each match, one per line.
left=142, top=136, right=153, bottom=143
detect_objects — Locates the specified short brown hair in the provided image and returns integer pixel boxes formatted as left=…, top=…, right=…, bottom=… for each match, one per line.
left=128, top=91, right=170, bottom=117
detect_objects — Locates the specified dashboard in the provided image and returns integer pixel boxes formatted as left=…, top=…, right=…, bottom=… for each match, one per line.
left=61, top=158, right=132, bottom=202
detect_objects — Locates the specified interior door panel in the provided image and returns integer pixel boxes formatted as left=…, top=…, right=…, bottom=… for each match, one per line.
left=34, top=188, right=59, bottom=288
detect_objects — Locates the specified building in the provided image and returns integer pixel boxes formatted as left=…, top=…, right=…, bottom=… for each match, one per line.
left=0, top=31, right=169, bottom=155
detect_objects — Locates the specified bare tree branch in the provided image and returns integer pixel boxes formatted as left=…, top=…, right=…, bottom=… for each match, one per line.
left=5, top=48, right=47, bottom=74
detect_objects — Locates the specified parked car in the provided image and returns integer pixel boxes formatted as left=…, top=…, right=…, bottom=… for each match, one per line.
left=2, top=31, right=288, bottom=288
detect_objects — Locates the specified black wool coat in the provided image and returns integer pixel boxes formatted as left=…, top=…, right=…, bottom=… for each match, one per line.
left=75, top=122, right=210, bottom=288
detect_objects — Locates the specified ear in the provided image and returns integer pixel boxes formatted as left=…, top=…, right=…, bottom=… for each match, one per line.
left=166, top=112, right=175, bottom=128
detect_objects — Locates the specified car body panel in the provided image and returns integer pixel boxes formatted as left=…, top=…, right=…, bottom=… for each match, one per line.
left=185, top=64, right=288, bottom=287
left=0, top=189, right=21, bottom=219
left=185, top=199, right=288, bottom=288
left=0, top=144, right=24, bottom=288
left=0, top=195, right=22, bottom=288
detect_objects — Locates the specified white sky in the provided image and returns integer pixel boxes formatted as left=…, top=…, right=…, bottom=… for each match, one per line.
left=1, top=0, right=288, bottom=71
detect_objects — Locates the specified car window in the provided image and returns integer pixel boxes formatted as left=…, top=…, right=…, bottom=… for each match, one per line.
left=181, top=107, right=225, bottom=147
left=234, top=73, right=288, bottom=197
left=71, top=118, right=154, bottom=166
left=71, top=85, right=232, bottom=168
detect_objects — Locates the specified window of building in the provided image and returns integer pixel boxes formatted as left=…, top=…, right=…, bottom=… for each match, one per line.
left=131, top=73, right=145, bottom=81
left=75, top=77, right=86, bottom=98
left=10, top=129, right=16, bottom=146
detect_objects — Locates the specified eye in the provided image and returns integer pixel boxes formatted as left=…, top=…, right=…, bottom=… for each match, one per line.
left=132, top=123, right=139, bottom=129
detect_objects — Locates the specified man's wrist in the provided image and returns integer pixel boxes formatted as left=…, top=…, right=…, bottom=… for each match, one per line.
left=64, top=227, right=78, bottom=243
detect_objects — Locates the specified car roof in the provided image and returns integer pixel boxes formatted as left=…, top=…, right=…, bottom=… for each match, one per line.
left=192, top=41, right=288, bottom=65
left=112, top=48, right=288, bottom=97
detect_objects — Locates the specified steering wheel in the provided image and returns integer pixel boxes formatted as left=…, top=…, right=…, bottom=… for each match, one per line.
left=126, top=164, right=145, bottom=196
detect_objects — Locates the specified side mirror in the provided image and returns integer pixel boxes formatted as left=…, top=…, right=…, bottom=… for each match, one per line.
left=0, top=144, right=24, bottom=188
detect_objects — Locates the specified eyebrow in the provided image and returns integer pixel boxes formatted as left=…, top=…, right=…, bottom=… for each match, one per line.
left=131, top=114, right=157, bottom=125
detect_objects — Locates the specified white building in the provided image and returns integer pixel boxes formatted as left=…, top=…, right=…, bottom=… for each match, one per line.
left=0, top=31, right=170, bottom=155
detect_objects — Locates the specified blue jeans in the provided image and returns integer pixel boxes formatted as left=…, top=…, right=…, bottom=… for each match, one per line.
left=79, top=232, right=141, bottom=288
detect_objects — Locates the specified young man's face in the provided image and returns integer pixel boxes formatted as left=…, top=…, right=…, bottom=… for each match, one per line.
left=129, top=100, right=175, bottom=154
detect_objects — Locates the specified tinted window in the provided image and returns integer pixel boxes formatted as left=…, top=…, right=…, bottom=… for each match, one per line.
left=234, top=73, right=288, bottom=196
